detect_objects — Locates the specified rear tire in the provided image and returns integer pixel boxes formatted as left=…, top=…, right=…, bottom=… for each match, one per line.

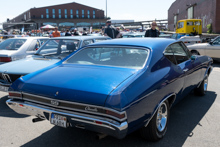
left=194, top=76, right=208, bottom=96
left=140, top=100, right=170, bottom=141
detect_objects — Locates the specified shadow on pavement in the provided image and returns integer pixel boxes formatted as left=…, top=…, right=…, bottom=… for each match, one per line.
left=20, top=91, right=216, bottom=147
left=0, top=96, right=28, bottom=118
left=212, top=62, right=220, bottom=68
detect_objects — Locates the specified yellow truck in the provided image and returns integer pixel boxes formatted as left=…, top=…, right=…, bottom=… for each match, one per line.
left=176, top=19, right=202, bottom=35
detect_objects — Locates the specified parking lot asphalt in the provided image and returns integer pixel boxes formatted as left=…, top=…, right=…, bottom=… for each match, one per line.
left=0, top=64, right=220, bottom=147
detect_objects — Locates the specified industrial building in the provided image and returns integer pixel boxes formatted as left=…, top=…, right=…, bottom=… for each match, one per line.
left=3, top=2, right=107, bottom=31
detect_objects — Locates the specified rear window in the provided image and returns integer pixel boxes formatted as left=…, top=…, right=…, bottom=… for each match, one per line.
left=64, top=47, right=149, bottom=69
left=0, top=39, right=26, bottom=50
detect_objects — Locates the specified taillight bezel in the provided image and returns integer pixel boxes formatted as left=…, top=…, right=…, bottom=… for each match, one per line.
left=8, top=91, right=22, bottom=99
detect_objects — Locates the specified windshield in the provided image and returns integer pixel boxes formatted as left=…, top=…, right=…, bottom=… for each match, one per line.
left=64, top=47, right=149, bottom=69
left=177, top=22, right=184, bottom=29
left=0, top=39, right=26, bottom=50
left=36, top=39, right=80, bottom=57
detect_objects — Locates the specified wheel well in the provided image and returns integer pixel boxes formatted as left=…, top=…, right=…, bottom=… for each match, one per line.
left=191, top=50, right=200, bottom=55
left=167, top=95, right=176, bottom=108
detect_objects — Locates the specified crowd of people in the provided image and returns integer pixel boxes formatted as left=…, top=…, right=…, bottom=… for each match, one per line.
left=1, top=20, right=160, bottom=38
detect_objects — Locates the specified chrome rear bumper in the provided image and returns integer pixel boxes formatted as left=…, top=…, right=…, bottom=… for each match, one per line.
left=6, top=99, right=128, bottom=139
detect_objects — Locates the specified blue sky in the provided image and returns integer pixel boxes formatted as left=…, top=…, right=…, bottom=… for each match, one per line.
left=0, top=0, right=175, bottom=28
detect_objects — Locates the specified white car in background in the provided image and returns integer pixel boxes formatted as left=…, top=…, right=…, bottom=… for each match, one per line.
left=0, top=37, right=48, bottom=64
left=171, top=33, right=202, bottom=46
left=188, top=36, right=220, bottom=60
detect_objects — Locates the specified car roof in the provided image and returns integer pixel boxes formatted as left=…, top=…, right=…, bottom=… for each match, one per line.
left=6, top=37, right=49, bottom=40
left=50, top=36, right=110, bottom=40
left=88, top=38, right=177, bottom=50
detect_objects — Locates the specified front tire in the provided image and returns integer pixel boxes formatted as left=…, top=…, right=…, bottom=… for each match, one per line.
left=194, top=76, right=208, bottom=96
left=140, top=100, right=170, bottom=141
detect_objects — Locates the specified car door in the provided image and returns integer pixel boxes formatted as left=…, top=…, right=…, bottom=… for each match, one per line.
left=205, top=37, right=220, bottom=58
left=170, top=42, right=195, bottom=97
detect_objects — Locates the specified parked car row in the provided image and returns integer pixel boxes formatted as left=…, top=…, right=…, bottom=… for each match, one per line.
left=0, top=36, right=110, bottom=91
left=4, top=36, right=213, bottom=141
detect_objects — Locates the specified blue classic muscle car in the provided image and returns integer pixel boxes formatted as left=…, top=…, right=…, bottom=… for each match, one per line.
left=6, top=38, right=213, bottom=141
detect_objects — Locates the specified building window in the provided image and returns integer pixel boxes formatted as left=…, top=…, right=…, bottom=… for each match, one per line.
left=64, top=9, right=67, bottom=18
left=41, top=15, right=44, bottom=19
left=70, top=9, right=73, bottom=18
left=93, top=10, right=95, bottom=19
left=29, top=12, right=31, bottom=18
left=52, top=9, right=55, bottom=19
left=187, top=7, right=193, bottom=19
left=87, top=10, right=90, bottom=18
left=76, top=10, right=79, bottom=18
left=59, top=9, right=61, bottom=19
left=82, top=10, right=84, bottom=18
left=46, top=9, right=49, bottom=18
left=24, top=14, right=26, bottom=20
left=174, top=15, right=177, bottom=28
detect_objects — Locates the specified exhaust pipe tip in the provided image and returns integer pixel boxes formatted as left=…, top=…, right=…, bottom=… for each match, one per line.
left=32, top=117, right=44, bottom=123
left=96, top=134, right=108, bottom=140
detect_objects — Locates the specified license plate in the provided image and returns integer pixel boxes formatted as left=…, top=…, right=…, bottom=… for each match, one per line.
left=0, top=86, right=9, bottom=92
left=50, top=114, right=67, bottom=128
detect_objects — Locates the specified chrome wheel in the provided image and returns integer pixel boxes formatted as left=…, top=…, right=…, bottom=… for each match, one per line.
left=156, top=102, right=168, bottom=132
left=204, top=77, right=208, bottom=91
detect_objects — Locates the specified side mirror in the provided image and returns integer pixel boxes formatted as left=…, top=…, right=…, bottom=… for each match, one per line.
left=209, top=41, right=213, bottom=45
left=191, top=55, right=197, bottom=61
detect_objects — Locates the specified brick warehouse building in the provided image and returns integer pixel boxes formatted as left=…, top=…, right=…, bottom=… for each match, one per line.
left=168, top=0, right=220, bottom=33
left=3, top=2, right=106, bottom=31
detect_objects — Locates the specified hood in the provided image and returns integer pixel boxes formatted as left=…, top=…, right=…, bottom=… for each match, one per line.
left=17, top=64, right=138, bottom=106
left=0, top=56, right=60, bottom=75
left=0, top=50, right=17, bottom=56
left=187, top=43, right=209, bottom=49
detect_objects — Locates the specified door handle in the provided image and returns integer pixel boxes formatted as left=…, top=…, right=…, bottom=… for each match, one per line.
left=183, top=68, right=189, bottom=72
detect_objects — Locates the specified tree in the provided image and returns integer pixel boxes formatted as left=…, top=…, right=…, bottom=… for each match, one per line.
left=207, top=24, right=212, bottom=34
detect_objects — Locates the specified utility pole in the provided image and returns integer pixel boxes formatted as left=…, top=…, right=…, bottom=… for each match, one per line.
left=106, top=0, right=107, bottom=18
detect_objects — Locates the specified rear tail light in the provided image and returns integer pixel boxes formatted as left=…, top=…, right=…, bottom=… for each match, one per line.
left=106, top=110, right=126, bottom=120
left=0, top=57, right=12, bottom=62
left=95, top=121, right=103, bottom=125
left=184, top=42, right=188, bottom=43
left=198, top=41, right=201, bottom=43
left=8, top=91, right=22, bottom=99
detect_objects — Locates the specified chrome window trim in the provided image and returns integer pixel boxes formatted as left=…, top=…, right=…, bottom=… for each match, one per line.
left=163, top=41, right=191, bottom=65
left=21, top=92, right=127, bottom=122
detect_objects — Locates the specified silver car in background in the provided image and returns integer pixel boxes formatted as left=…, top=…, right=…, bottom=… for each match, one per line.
left=0, top=37, right=48, bottom=64
left=188, top=36, right=220, bottom=60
